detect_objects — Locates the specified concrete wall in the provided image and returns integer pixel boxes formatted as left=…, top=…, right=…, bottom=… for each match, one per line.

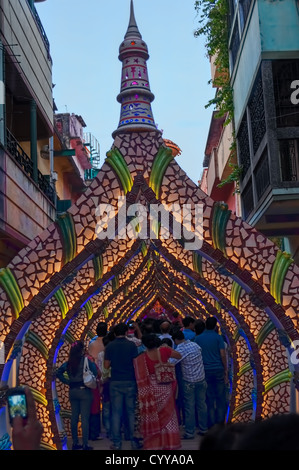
left=0, top=149, right=56, bottom=247
left=1, top=0, right=53, bottom=127
left=231, top=1, right=261, bottom=130
left=232, top=0, right=299, bottom=131
left=258, top=0, right=299, bottom=56
left=217, top=121, right=234, bottom=181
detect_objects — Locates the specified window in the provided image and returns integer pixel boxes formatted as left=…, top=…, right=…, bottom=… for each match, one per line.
left=249, top=71, right=266, bottom=155
left=242, top=180, right=254, bottom=219
left=237, top=113, right=251, bottom=180
left=230, top=21, right=240, bottom=69
left=239, top=0, right=253, bottom=30
left=279, top=139, right=299, bottom=182
left=255, top=149, right=270, bottom=199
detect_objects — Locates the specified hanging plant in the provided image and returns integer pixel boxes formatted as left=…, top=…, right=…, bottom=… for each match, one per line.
left=194, top=0, right=233, bottom=122
left=194, top=0, right=241, bottom=190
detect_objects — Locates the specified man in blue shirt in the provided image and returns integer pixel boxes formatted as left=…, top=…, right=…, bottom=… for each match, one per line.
left=194, top=316, right=228, bottom=429
left=182, top=316, right=196, bottom=341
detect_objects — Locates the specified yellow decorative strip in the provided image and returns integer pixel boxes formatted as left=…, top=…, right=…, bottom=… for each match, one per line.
left=263, top=369, right=292, bottom=395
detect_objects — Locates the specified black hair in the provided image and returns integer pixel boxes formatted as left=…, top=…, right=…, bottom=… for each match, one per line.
left=113, top=322, right=128, bottom=336
left=67, top=340, right=84, bottom=376
left=103, top=334, right=112, bottom=347
left=182, top=316, right=195, bottom=327
left=96, top=322, right=108, bottom=337
left=206, top=316, right=217, bottom=330
left=233, top=414, right=299, bottom=450
left=142, top=333, right=161, bottom=350
left=195, top=319, right=205, bottom=335
left=172, top=330, right=185, bottom=341
left=161, top=337, right=173, bottom=347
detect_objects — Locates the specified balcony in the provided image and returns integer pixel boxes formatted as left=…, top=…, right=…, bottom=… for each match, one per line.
left=245, top=140, right=299, bottom=241
left=1, top=130, right=57, bottom=266
left=202, top=113, right=238, bottom=213
left=6, top=129, right=55, bottom=205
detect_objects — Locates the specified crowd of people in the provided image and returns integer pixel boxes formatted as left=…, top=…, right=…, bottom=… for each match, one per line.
left=8, top=313, right=299, bottom=451
left=54, top=313, right=229, bottom=450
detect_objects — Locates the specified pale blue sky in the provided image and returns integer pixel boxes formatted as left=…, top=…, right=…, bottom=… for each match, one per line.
left=36, top=0, right=214, bottom=183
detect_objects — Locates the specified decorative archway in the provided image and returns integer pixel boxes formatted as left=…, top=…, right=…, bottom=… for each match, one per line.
left=0, top=0, right=299, bottom=450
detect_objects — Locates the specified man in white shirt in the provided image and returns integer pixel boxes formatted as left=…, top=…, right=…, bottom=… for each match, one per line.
left=159, top=321, right=175, bottom=348
left=172, top=330, right=208, bottom=439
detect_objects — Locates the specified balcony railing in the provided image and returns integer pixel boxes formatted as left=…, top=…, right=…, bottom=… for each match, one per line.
left=6, top=129, right=56, bottom=205
left=30, top=2, right=51, bottom=62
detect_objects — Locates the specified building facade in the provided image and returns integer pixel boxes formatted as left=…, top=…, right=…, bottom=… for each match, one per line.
left=0, top=0, right=100, bottom=267
left=229, top=0, right=299, bottom=263
left=200, top=50, right=241, bottom=216
left=0, top=0, right=55, bottom=266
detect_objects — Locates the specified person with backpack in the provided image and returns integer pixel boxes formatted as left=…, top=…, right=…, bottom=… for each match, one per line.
left=56, top=340, right=98, bottom=450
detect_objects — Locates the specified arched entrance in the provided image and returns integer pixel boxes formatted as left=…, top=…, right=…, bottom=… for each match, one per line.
left=0, top=133, right=299, bottom=449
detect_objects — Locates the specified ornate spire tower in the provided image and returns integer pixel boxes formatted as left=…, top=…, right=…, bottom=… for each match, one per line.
left=112, top=0, right=160, bottom=138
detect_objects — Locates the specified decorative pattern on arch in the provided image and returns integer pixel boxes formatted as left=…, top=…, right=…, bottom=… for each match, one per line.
left=0, top=131, right=299, bottom=450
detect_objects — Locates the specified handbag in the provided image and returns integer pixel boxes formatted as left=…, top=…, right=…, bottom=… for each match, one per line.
left=154, top=348, right=176, bottom=384
left=83, top=356, right=97, bottom=389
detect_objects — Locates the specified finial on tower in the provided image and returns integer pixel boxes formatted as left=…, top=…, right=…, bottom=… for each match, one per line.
left=125, top=0, right=141, bottom=39
left=112, top=0, right=161, bottom=139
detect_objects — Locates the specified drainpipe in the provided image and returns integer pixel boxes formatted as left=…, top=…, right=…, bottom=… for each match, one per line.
left=30, top=100, right=38, bottom=183
left=0, top=40, right=5, bottom=146
left=49, top=135, right=57, bottom=207
left=50, top=136, right=54, bottom=175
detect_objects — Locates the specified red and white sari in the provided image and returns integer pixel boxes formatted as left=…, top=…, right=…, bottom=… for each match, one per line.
left=134, top=348, right=181, bottom=450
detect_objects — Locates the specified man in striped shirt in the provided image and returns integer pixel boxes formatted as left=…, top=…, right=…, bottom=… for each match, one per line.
left=172, top=330, right=208, bottom=439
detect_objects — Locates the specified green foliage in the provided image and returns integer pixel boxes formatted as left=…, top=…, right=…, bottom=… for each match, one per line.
left=194, top=0, right=241, bottom=190
left=194, top=0, right=233, bottom=122
left=217, top=156, right=242, bottom=194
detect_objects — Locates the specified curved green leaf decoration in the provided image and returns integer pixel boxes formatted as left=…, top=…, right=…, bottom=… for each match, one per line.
left=25, top=330, right=49, bottom=360
left=105, top=147, right=133, bottom=194
left=263, top=369, right=292, bottom=395
left=20, top=384, right=48, bottom=407
left=270, top=250, right=293, bottom=304
left=112, top=275, right=119, bottom=292
left=40, top=442, right=57, bottom=451
left=85, top=300, right=93, bottom=320
left=54, top=288, right=69, bottom=319
left=237, top=361, right=252, bottom=377
left=103, top=306, right=109, bottom=319
left=211, top=202, right=231, bottom=254
left=233, top=327, right=240, bottom=342
left=141, top=241, right=148, bottom=258
left=233, top=401, right=253, bottom=418
left=64, top=330, right=76, bottom=345
left=192, top=252, right=203, bottom=277
left=56, top=212, right=77, bottom=265
left=255, top=319, right=275, bottom=348
left=93, top=254, right=103, bottom=282
left=0, top=267, right=24, bottom=318
left=149, top=146, right=174, bottom=199
left=231, top=281, right=242, bottom=309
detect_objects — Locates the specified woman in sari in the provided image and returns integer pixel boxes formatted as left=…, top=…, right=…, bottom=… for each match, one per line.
left=134, top=333, right=182, bottom=450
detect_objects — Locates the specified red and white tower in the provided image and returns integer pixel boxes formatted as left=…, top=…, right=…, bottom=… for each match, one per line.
left=112, top=0, right=160, bottom=138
